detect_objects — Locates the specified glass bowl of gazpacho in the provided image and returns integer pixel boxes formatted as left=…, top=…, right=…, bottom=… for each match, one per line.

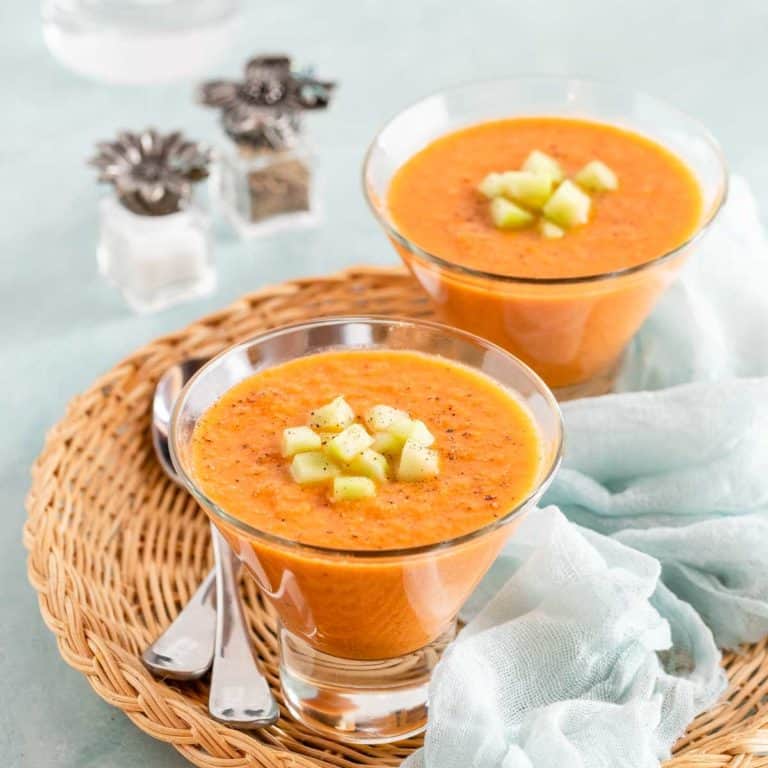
left=170, top=317, right=562, bottom=743
left=363, top=77, right=727, bottom=398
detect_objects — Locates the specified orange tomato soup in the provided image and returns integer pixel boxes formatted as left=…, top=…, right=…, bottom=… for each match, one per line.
left=189, top=349, right=543, bottom=659
left=191, top=349, right=541, bottom=550
left=388, top=117, right=702, bottom=279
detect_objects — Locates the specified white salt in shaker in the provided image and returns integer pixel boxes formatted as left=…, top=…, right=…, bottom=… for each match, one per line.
left=90, top=128, right=215, bottom=313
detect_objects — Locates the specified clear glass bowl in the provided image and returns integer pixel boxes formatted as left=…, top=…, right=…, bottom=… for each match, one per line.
left=170, top=317, right=562, bottom=743
left=363, top=77, right=728, bottom=398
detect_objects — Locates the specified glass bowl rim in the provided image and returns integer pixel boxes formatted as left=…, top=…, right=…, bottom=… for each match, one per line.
left=362, top=74, right=729, bottom=286
left=169, top=315, right=564, bottom=560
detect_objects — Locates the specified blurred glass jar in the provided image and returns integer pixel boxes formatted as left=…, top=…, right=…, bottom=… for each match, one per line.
left=42, top=0, right=240, bottom=84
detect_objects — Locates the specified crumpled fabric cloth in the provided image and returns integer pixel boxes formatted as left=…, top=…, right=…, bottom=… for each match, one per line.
left=548, top=380, right=768, bottom=650
left=406, top=508, right=724, bottom=768
left=404, top=177, right=768, bottom=768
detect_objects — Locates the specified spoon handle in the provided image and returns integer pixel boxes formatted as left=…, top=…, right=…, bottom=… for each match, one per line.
left=141, top=568, right=216, bottom=680
left=208, top=524, right=279, bottom=728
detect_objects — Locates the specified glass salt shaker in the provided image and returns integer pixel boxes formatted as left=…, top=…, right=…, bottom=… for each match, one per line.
left=198, top=55, right=335, bottom=238
left=90, top=129, right=215, bottom=313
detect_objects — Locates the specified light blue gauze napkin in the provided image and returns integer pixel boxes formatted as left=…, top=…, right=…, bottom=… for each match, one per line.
left=405, top=177, right=768, bottom=768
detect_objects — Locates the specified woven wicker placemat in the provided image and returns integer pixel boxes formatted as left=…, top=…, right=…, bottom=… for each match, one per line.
left=24, top=266, right=768, bottom=767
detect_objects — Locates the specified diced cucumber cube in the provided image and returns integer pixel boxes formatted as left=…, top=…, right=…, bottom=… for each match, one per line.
left=477, top=172, right=506, bottom=199
left=500, top=171, right=553, bottom=210
left=371, top=431, right=406, bottom=455
left=538, top=219, right=565, bottom=239
left=281, top=426, right=322, bottom=457
left=397, top=440, right=440, bottom=482
left=406, top=420, right=435, bottom=447
left=326, top=423, right=374, bottom=464
left=490, top=197, right=534, bottom=230
left=309, top=396, right=355, bottom=432
left=385, top=417, right=435, bottom=446
left=348, top=449, right=389, bottom=482
left=388, top=417, right=415, bottom=440
left=542, top=180, right=591, bottom=229
left=574, top=160, right=618, bottom=192
left=365, top=405, right=410, bottom=433
left=290, top=451, right=339, bottom=484
left=369, top=416, right=436, bottom=454
left=522, top=150, right=564, bottom=184
left=331, top=476, right=377, bottom=502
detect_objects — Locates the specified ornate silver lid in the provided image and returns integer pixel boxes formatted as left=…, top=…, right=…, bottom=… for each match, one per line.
left=198, top=55, right=336, bottom=150
left=90, top=129, right=212, bottom=216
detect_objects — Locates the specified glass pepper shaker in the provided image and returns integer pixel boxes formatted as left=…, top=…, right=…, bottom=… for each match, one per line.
left=90, top=129, right=215, bottom=313
left=198, top=55, right=336, bottom=238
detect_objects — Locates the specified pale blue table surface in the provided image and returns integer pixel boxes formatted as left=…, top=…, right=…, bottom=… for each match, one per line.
left=2, top=1, right=767, bottom=765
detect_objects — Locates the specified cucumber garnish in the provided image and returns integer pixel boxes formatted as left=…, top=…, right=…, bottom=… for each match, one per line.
left=283, top=398, right=442, bottom=499
left=397, top=440, right=440, bottom=482
left=538, top=219, right=565, bottom=239
left=332, top=476, right=377, bottom=502
left=522, top=150, right=564, bottom=184
left=326, top=423, right=375, bottom=464
left=479, top=148, right=618, bottom=237
left=490, top=197, right=535, bottom=230
left=281, top=426, right=322, bottom=457
left=575, top=160, right=618, bottom=192
left=309, top=396, right=356, bottom=432
left=371, top=430, right=406, bottom=455
left=478, top=172, right=507, bottom=199
left=348, top=449, right=390, bottom=482
left=542, top=180, right=592, bottom=229
left=365, top=404, right=410, bottom=432
left=501, top=171, right=553, bottom=210
left=290, top=451, right=340, bottom=484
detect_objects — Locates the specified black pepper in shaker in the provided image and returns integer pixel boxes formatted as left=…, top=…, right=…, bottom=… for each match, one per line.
left=198, top=55, right=336, bottom=238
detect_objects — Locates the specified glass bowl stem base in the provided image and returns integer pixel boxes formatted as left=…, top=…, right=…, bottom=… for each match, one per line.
left=279, top=623, right=456, bottom=744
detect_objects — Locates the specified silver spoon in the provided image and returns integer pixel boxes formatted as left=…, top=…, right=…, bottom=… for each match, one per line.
left=142, top=358, right=279, bottom=728
left=143, top=358, right=215, bottom=680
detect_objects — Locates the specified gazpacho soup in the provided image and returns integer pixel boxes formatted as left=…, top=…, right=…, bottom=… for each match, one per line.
left=190, top=348, right=543, bottom=658
left=388, top=117, right=702, bottom=279
left=385, top=116, right=705, bottom=390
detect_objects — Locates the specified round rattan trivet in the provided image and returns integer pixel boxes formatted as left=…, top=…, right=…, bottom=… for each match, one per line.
left=24, top=266, right=768, bottom=767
